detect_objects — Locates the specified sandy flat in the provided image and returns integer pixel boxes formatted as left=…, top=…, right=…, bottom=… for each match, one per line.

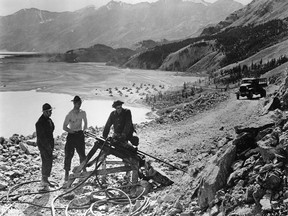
left=0, top=60, right=201, bottom=106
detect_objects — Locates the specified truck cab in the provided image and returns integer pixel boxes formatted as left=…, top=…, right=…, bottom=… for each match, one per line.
left=236, top=78, right=267, bottom=99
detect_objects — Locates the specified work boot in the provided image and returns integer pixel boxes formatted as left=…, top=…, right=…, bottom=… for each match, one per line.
left=41, top=176, right=50, bottom=187
left=40, top=176, right=50, bottom=191
left=64, top=170, right=69, bottom=181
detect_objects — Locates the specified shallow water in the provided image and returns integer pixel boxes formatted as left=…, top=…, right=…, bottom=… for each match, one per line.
left=0, top=57, right=201, bottom=137
left=0, top=90, right=150, bottom=137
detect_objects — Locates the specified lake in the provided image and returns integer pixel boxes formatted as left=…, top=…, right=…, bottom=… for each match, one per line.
left=0, top=55, right=201, bottom=138
left=0, top=90, right=151, bottom=138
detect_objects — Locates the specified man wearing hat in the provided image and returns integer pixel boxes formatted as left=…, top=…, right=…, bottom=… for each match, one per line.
left=63, top=95, right=88, bottom=181
left=35, top=103, right=55, bottom=189
left=103, top=100, right=138, bottom=183
left=103, top=100, right=137, bottom=143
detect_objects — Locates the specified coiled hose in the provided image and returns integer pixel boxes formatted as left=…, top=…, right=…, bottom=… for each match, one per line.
left=2, top=139, right=150, bottom=216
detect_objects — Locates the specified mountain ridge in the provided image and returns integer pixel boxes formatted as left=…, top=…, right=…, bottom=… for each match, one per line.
left=201, top=0, right=288, bottom=36
left=0, top=0, right=243, bottom=52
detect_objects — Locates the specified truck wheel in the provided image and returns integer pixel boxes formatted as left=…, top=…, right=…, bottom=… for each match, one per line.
left=236, top=94, right=239, bottom=100
left=261, top=90, right=266, bottom=98
left=247, top=91, right=253, bottom=100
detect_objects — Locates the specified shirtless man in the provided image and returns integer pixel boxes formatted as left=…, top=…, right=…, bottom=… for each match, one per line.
left=63, top=95, right=88, bottom=181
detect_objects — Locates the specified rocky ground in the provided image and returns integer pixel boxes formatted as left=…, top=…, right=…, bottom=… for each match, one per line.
left=0, top=72, right=288, bottom=216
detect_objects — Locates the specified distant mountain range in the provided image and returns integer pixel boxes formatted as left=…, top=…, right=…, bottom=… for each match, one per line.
left=0, top=0, right=243, bottom=52
left=125, top=0, right=288, bottom=75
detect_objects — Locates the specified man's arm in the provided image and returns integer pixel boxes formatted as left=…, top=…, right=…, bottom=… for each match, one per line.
left=63, top=114, right=75, bottom=134
left=83, top=111, right=88, bottom=131
left=122, top=109, right=133, bottom=139
left=102, top=112, right=113, bottom=138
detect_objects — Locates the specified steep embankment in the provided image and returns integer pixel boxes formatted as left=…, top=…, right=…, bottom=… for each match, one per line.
left=158, top=39, right=226, bottom=75
left=159, top=40, right=220, bottom=73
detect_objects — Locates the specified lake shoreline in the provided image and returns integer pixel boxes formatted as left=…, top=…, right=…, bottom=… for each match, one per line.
left=0, top=60, right=202, bottom=137
left=0, top=90, right=155, bottom=138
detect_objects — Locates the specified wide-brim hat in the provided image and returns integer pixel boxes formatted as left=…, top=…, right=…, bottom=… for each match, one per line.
left=71, top=95, right=82, bottom=103
left=42, top=103, right=53, bottom=112
left=112, top=100, right=124, bottom=108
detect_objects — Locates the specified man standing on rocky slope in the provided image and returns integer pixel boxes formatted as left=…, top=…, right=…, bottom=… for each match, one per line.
left=63, top=95, right=88, bottom=181
left=35, top=103, right=55, bottom=189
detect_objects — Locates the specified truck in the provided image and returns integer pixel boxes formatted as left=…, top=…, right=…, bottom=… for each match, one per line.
left=236, top=78, right=268, bottom=100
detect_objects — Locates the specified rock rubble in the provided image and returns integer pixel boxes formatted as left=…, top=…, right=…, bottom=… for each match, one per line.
left=156, top=92, right=229, bottom=124
left=193, top=75, right=288, bottom=215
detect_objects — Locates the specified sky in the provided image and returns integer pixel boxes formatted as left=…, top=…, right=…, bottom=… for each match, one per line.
left=0, top=0, right=253, bottom=16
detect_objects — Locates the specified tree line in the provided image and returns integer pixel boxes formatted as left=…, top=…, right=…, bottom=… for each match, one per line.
left=134, top=18, right=288, bottom=71
left=210, top=55, right=288, bottom=85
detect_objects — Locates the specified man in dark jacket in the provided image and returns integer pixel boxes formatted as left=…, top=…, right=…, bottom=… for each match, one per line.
left=103, top=100, right=139, bottom=183
left=35, top=103, right=55, bottom=189
left=103, top=100, right=137, bottom=144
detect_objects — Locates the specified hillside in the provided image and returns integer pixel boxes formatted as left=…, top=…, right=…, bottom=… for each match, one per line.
left=125, top=16, right=288, bottom=73
left=159, top=40, right=217, bottom=72
left=214, top=38, right=288, bottom=76
left=0, top=0, right=243, bottom=52
left=49, top=44, right=135, bottom=65
left=201, top=0, right=288, bottom=35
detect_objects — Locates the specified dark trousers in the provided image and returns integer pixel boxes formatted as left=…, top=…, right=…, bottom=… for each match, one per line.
left=64, top=131, right=86, bottom=172
left=38, top=144, right=53, bottom=178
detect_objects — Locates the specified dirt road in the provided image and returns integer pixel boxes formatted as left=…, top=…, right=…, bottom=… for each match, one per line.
left=138, top=92, right=264, bottom=175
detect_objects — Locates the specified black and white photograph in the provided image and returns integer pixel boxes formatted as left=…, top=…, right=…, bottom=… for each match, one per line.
left=1, top=0, right=288, bottom=215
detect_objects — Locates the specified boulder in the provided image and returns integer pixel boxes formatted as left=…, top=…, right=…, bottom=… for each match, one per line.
left=9, top=146, right=16, bottom=152
left=279, top=132, right=288, bottom=146
left=262, top=172, right=282, bottom=190
left=0, top=164, right=10, bottom=171
left=197, top=142, right=236, bottom=209
left=256, top=128, right=274, bottom=142
left=257, top=134, right=278, bottom=148
left=234, top=116, right=274, bottom=135
left=9, top=134, right=21, bottom=144
left=267, top=97, right=282, bottom=111
left=217, top=137, right=232, bottom=148
left=19, top=142, right=38, bottom=155
left=0, top=180, right=8, bottom=190
left=26, top=138, right=37, bottom=147
left=231, top=160, right=244, bottom=171
left=252, top=184, right=265, bottom=204
left=260, top=192, right=272, bottom=211
left=269, top=109, right=283, bottom=122
left=245, top=185, right=255, bottom=203
left=232, top=132, right=256, bottom=156
left=283, top=121, right=288, bottom=131
left=0, top=137, right=5, bottom=144
left=282, top=90, right=288, bottom=109
left=227, top=166, right=250, bottom=186
left=257, top=144, right=277, bottom=163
